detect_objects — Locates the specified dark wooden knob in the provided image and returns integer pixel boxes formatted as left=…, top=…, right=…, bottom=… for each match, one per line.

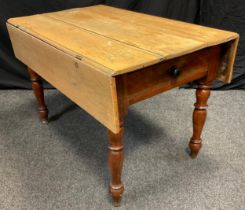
left=170, top=67, right=180, bottom=77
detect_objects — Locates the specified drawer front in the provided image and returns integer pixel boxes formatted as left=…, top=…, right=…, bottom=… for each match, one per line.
left=125, top=49, right=210, bottom=104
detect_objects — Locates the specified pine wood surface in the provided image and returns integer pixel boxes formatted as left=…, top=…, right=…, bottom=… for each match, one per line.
left=7, top=5, right=239, bottom=81
left=7, top=23, right=121, bottom=133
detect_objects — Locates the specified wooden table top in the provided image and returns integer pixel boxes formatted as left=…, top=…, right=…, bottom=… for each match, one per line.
left=8, top=5, right=239, bottom=78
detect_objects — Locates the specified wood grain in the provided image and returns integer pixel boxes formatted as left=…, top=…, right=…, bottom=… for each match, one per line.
left=7, top=23, right=121, bottom=133
left=7, top=15, right=161, bottom=76
left=7, top=5, right=239, bottom=81
left=46, top=5, right=237, bottom=58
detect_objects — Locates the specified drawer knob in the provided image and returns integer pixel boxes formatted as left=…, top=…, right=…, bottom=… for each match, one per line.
left=170, top=67, right=180, bottom=77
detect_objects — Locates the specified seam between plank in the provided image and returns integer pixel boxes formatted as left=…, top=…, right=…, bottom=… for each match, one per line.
left=44, top=14, right=164, bottom=59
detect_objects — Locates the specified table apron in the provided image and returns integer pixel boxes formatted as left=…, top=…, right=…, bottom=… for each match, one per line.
left=121, top=48, right=211, bottom=105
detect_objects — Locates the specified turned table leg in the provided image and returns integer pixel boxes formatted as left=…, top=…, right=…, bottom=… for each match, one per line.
left=189, top=80, right=211, bottom=159
left=108, top=127, right=124, bottom=207
left=28, top=68, right=49, bottom=123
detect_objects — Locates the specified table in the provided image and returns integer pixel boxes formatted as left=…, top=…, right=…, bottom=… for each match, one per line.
left=7, top=5, right=239, bottom=206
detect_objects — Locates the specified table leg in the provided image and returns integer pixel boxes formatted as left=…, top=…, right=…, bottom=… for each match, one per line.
left=28, top=67, right=49, bottom=123
left=189, top=80, right=211, bottom=159
left=108, top=127, right=124, bottom=207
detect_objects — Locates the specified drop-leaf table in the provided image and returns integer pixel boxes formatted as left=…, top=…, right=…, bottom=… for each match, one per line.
left=7, top=5, right=239, bottom=206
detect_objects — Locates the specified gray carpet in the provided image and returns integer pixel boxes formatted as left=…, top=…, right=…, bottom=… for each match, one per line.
left=0, top=89, right=244, bottom=210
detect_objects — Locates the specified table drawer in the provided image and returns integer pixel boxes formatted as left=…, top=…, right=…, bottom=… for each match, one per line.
left=124, top=48, right=210, bottom=104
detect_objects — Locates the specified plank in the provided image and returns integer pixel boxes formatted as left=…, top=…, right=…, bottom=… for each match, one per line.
left=7, top=5, right=239, bottom=82
left=8, top=15, right=161, bottom=76
left=47, top=5, right=238, bottom=59
left=7, top=23, right=121, bottom=133
left=45, top=5, right=239, bottom=82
